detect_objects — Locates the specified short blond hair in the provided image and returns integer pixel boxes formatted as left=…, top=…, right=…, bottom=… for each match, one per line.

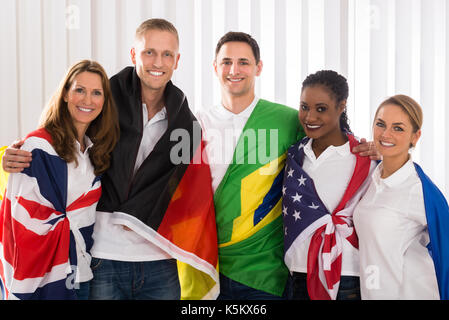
left=135, top=18, right=179, bottom=44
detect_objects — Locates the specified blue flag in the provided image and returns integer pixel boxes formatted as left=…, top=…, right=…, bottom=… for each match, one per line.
left=415, top=163, right=449, bottom=300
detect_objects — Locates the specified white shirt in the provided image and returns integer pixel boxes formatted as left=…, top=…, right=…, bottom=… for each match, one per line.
left=286, top=138, right=361, bottom=276
left=133, top=105, right=168, bottom=176
left=195, top=97, right=259, bottom=192
left=91, top=104, right=172, bottom=262
left=354, top=159, right=440, bottom=300
left=67, top=137, right=96, bottom=282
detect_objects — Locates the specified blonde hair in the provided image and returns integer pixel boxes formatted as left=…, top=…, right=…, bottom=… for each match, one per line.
left=375, top=94, right=423, bottom=133
left=135, top=18, right=179, bottom=44
left=39, top=60, right=119, bottom=175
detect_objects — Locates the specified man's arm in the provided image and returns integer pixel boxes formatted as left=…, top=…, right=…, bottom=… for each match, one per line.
left=352, top=138, right=382, bottom=161
left=1, top=140, right=33, bottom=173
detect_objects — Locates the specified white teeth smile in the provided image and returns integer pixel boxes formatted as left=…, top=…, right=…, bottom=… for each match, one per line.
left=149, top=71, right=163, bottom=76
left=380, top=141, right=395, bottom=147
left=306, top=125, right=321, bottom=129
left=78, top=107, right=93, bottom=112
left=228, top=78, right=243, bottom=82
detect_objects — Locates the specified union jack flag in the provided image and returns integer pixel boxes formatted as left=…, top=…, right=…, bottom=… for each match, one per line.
left=0, top=129, right=100, bottom=300
left=283, top=134, right=373, bottom=300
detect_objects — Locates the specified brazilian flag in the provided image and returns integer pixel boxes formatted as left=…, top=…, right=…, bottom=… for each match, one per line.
left=214, top=99, right=304, bottom=296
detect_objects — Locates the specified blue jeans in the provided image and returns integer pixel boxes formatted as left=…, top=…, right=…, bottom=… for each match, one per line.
left=289, top=272, right=361, bottom=300
left=75, top=281, right=90, bottom=300
left=217, top=273, right=288, bottom=300
left=89, top=258, right=180, bottom=300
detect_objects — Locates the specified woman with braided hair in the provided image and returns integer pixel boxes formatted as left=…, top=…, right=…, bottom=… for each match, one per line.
left=283, top=70, right=376, bottom=300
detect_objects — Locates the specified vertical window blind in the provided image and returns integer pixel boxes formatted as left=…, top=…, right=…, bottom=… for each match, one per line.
left=0, top=0, right=447, bottom=197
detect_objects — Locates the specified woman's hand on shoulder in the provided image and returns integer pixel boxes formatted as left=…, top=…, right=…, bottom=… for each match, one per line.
left=352, top=138, right=382, bottom=161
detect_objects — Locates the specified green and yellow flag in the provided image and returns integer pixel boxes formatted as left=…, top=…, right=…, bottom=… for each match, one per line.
left=214, top=99, right=304, bottom=296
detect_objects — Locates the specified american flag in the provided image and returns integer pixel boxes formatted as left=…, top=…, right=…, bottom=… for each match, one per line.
left=0, top=129, right=100, bottom=300
left=283, top=134, right=373, bottom=300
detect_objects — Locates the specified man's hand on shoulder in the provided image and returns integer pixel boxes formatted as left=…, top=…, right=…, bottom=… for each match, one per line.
left=2, top=140, right=32, bottom=173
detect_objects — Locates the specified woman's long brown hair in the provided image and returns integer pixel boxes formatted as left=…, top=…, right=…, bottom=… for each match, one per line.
left=39, top=60, right=119, bottom=176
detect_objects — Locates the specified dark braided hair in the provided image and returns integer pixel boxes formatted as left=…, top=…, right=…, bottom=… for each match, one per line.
left=301, top=70, right=351, bottom=133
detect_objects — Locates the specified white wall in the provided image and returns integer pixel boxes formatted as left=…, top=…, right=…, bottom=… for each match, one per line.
left=0, top=0, right=448, bottom=198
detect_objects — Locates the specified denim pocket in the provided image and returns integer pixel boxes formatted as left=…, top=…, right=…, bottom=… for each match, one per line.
left=337, top=276, right=361, bottom=300
left=91, top=257, right=103, bottom=271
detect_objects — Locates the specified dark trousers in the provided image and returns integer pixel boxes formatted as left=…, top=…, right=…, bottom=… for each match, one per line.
left=217, top=273, right=288, bottom=300
left=289, top=272, right=361, bottom=300
left=89, top=258, right=180, bottom=300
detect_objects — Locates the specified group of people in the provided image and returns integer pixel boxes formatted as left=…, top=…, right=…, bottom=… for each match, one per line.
left=0, top=18, right=448, bottom=301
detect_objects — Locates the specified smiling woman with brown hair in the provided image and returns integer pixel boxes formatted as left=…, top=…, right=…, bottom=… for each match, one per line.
left=40, top=60, right=119, bottom=175
left=0, top=60, right=119, bottom=300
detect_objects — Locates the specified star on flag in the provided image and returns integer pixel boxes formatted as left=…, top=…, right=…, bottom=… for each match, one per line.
left=291, top=193, right=302, bottom=203
left=283, top=205, right=288, bottom=217
left=293, top=210, right=301, bottom=221
left=297, top=175, right=307, bottom=187
left=308, top=202, right=319, bottom=210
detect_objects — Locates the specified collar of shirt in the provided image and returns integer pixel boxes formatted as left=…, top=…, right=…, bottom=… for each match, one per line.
left=74, top=135, right=94, bottom=156
left=213, top=96, right=259, bottom=120
left=373, top=157, right=415, bottom=190
left=133, top=104, right=168, bottom=176
left=142, top=104, right=167, bottom=126
left=303, top=138, right=351, bottom=164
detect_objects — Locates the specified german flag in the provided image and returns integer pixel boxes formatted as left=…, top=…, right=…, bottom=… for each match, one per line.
left=98, top=131, right=219, bottom=300
left=158, top=138, right=219, bottom=299
left=97, top=68, right=219, bottom=299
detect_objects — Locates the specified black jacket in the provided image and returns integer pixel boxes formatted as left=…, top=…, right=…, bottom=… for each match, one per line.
left=97, top=66, right=198, bottom=228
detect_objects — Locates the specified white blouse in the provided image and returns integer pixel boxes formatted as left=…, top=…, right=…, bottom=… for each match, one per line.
left=353, top=159, right=439, bottom=300
left=67, top=137, right=96, bottom=282
left=286, top=138, right=361, bottom=276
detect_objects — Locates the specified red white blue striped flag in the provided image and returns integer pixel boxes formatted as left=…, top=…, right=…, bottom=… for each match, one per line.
left=283, top=134, right=373, bottom=299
